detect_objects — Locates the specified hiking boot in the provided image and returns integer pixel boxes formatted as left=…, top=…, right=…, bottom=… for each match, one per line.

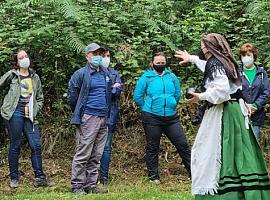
left=149, top=179, right=161, bottom=185
left=34, top=177, right=54, bottom=187
left=10, top=179, right=19, bottom=188
left=72, top=188, right=86, bottom=195
left=85, top=186, right=108, bottom=194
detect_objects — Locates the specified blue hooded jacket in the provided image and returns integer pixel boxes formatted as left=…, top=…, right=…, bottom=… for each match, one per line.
left=241, top=65, right=270, bottom=126
left=133, top=68, right=181, bottom=117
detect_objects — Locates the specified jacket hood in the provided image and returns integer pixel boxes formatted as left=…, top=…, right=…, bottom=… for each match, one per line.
left=255, top=66, right=266, bottom=74
left=144, top=68, right=171, bottom=77
left=11, top=68, right=36, bottom=77
left=240, top=64, right=265, bottom=74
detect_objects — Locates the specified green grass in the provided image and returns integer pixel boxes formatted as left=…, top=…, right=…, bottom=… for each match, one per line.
left=0, top=156, right=194, bottom=200
left=0, top=179, right=194, bottom=200
left=1, top=190, right=193, bottom=200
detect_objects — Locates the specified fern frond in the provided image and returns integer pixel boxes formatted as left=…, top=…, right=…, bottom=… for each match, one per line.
left=17, top=0, right=82, bottom=20
left=65, top=30, right=85, bottom=54
left=246, top=0, right=270, bottom=14
left=144, top=13, right=176, bottom=33
left=145, top=18, right=160, bottom=32
left=56, top=0, right=81, bottom=20
left=156, top=20, right=176, bottom=33
left=156, top=35, right=177, bottom=51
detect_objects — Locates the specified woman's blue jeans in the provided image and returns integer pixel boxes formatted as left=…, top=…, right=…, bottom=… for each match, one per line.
left=4, top=116, right=45, bottom=181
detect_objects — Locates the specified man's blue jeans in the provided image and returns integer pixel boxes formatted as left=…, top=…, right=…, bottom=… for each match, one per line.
left=100, top=128, right=114, bottom=179
left=4, top=116, right=45, bottom=181
left=252, top=125, right=261, bottom=140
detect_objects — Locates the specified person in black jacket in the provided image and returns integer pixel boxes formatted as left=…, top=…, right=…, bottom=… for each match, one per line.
left=239, top=43, right=270, bottom=139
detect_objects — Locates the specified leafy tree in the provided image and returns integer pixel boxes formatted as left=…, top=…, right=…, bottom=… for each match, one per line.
left=0, top=0, right=270, bottom=154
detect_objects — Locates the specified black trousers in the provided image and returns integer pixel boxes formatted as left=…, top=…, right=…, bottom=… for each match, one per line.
left=142, top=111, right=191, bottom=180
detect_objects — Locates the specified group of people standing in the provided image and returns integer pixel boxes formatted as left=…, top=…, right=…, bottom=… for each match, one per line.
left=0, top=32, right=270, bottom=199
left=0, top=44, right=122, bottom=193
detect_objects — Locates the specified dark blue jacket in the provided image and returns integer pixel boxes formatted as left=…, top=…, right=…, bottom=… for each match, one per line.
left=67, top=63, right=112, bottom=125
left=241, top=65, right=270, bottom=126
left=107, top=67, right=123, bottom=131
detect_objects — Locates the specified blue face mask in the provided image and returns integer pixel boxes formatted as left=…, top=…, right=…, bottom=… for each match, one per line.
left=89, top=56, right=102, bottom=68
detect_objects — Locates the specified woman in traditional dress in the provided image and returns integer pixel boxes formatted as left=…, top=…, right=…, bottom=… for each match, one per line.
left=175, top=33, right=270, bottom=199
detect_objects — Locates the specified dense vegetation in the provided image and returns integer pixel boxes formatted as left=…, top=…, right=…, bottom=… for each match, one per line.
left=0, top=1, right=270, bottom=195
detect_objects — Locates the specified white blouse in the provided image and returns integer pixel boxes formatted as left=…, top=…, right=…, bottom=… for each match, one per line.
left=189, top=55, right=241, bottom=104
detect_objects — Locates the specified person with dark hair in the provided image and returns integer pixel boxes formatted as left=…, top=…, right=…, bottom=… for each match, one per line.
left=67, top=43, right=112, bottom=194
left=133, top=52, right=191, bottom=184
left=239, top=43, right=270, bottom=139
left=175, top=33, right=270, bottom=199
left=0, top=49, right=49, bottom=188
left=98, top=46, right=123, bottom=184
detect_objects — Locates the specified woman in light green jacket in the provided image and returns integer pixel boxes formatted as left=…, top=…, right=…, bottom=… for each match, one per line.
left=0, top=49, right=49, bottom=188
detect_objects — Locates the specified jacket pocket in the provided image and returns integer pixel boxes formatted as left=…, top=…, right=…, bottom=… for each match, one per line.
left=150, top=96, right=164, bottom=114
left=166, top=96, right=177, bottom=110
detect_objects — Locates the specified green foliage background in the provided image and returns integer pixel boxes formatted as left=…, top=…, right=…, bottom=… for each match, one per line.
left=0, top=0, right=270, bottom=157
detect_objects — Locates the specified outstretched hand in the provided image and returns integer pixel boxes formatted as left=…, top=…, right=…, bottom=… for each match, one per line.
left=174, top=50, right=191, bottom=65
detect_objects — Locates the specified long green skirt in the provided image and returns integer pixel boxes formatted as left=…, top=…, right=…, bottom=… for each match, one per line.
left=196, top=102, right=270, bottom=200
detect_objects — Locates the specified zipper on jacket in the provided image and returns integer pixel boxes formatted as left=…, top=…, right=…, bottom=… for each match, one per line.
left=162, top=77, right=166, bottom=116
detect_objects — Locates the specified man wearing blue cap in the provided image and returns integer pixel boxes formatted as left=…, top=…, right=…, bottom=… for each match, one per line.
left=67, top=43, right=112, bottom=194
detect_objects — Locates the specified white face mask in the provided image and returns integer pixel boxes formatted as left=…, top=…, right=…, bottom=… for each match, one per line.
left=19, top=57, right=30, bottom=69
left=241, top=56, right=254, bottom=67
left=102, top=57, right=110, bottom=68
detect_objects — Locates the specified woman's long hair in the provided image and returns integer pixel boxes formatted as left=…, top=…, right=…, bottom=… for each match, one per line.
left=10, top=49, right=31, bottom=69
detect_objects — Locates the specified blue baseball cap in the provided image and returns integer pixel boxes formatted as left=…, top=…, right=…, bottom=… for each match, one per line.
left=84, top=43, right=101, bottom=54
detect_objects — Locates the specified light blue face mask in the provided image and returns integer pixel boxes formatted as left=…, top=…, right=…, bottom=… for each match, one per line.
left=101, top=57, right=110, bottom=68
left=89, top=56, right=102, bottom=68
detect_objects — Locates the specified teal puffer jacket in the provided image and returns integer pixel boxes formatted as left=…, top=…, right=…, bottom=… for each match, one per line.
left=133, top=68, right=181, bottom=117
